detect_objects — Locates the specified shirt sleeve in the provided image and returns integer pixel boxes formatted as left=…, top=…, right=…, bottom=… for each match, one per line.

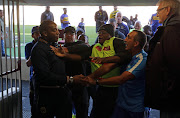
left=113, top=38, right=132, bottom=65
left=68, top=43, right=92, bottom=60
left=126, top=54, right=146, bottom=79
left=125, top=25, right=129, bottom=37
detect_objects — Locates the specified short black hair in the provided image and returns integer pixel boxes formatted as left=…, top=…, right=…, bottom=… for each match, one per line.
left=39, top=20, right=56, bottom=36
left=133, top=30, right=147, bottom=49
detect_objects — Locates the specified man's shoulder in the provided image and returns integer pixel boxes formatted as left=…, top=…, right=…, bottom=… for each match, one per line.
left=25, top=41, right=34, bottom=47
left=165, top=23, right=180, bottom=30
left=41, top=11, right=46, bottom=15
left=113, top=37, right=125, bottom=45
left=61, top=14, right=65, bottom=17
left=32, top=41, right=47, bottom=50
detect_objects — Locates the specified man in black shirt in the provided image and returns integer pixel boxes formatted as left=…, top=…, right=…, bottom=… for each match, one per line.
left=31, top=21, right=74, bottom=118
left=63, top=26, right=89, bottom=118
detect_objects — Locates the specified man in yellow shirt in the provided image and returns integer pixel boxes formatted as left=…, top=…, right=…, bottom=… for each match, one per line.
left=110, top=6, right=119, bottom=19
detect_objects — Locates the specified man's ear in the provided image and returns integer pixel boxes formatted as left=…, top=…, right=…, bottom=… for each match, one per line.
left=166, top=6, right=171, bottom=16
left=134, top=41, right=139, bottom=47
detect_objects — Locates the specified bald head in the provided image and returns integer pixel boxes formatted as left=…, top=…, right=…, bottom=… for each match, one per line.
left=115, top=12, right=123, bottom=23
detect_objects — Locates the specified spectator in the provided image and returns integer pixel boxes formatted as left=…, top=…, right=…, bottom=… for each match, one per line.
left=129, top=16, right=134, bottom=27
left=134, top=21, right=142, bottom=30
left=143, top=25, right=152, bottom=53
left=60, top=8, right=70, bottom=29
left=109, top=18, right=125, bottom=39
left=40, top=6, right=54, bottom=23
left=78, top=34, right=89, bottom=46
left=0, top=9, right=6, bottom=56
left=116, top=12, right=129, bottom=37
left=122, top=16, right=133, bottom=30
left=145, top=0, right=180, bottom=117
left=78, top=18, right=85, bottom=32
left=143, top=25, right=152, bottom=36
left=76, top=28, right=84, bottom=40
left=110, top=6, right=119, bottom=19
left=132, top=14, right=138, bottom=25
left=94, top=6, right=108, bottom=33
left=31, top=21, right=81, bottom=118
left=130, top=20, right=142, bottom=32
left=25, top=26, right=40, bottom=118
left=83, top=30, right=147, bottom=118
left=63, top=26, right=89, bottom=118
left=150, top=13, right=162, bottom=35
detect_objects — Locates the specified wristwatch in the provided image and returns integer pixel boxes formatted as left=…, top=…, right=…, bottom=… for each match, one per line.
left=69, top=76, right=74, bottom=84
left=96, top=79, right=99, bottom=85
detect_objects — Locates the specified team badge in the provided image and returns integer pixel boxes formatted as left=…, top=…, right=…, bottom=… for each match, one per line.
left=40, top=107, right=46, bottom=114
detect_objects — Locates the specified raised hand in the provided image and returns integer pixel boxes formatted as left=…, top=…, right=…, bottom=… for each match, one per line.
left=50, top=45, right=66, bottom=57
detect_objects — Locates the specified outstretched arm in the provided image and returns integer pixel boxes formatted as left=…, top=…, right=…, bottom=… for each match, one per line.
left=83, top=71, right=134, bottom=85
left=88, top=63, right=117, bottom=79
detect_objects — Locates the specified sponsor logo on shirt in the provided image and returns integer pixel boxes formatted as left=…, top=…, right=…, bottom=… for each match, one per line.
left=103, top=46, right=110, bottom=51
left=96, top=46, right=102, bottom=51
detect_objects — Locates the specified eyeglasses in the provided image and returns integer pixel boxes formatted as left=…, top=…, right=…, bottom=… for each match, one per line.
left=156, top=6, right=168, bottom=14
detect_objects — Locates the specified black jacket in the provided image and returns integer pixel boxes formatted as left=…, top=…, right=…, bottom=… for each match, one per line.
left=31, top=40, right=67, bottom=87
left=145, top=14, right=180, bottom=111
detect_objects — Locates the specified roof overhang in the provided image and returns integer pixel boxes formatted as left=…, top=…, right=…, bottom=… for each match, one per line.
left=16, top=0, right=159, bottom=6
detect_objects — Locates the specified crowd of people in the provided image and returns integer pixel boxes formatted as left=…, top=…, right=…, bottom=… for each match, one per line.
left=23, top=0, right=180, bottom=118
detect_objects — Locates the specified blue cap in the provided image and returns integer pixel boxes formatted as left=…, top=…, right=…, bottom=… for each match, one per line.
left=31, top=26, right=39, bottom=34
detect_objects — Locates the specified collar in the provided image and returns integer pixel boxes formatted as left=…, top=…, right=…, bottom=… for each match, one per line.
left=163, top=14, right=180, bottom=26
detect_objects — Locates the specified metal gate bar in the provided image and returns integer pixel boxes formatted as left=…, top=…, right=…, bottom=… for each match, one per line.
left=0, top=0, right=22, bottom=117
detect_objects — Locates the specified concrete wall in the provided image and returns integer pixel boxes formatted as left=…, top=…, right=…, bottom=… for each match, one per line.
left=1, top=57, right=30, bottom=81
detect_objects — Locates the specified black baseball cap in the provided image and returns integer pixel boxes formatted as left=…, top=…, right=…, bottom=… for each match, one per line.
left=31, top=26, right=39, bottom=34
left=64, top=26, right=75, bottom=33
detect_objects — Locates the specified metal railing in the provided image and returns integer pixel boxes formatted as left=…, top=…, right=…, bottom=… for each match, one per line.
left=0, top=0, right=22, bottom=117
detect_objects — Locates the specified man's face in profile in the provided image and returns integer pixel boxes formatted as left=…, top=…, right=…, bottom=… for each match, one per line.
left=46, top=23, right=60, bottom=42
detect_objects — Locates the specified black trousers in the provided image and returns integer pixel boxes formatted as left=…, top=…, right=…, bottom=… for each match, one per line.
left=92, top=86, right=118, bottom=118
left=34, top=86, right=72, bottom=118
left=70, top=85, right=89, bottom=118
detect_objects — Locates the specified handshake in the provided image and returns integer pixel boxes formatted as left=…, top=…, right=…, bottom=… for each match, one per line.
left=69, top=75, right=97, bottom=86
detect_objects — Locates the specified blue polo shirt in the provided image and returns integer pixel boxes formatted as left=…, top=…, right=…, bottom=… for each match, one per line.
left=117, top=23, right=129, bottom=37
left=117, top=50, right=147, bottom=112
left=25, top=40, right=36, bottom=81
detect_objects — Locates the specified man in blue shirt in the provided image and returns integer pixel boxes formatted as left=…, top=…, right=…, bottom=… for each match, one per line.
left=116, top=12, right=129, bottom=37
left=150, top=13, right=162, bottom=35
left=60, top=8, right=70, bottom=29
left=78, top=18, right=85, bottom=32
left=25, top=26, right=40, bottom=118
left=83, top=30, right=147, bottom=118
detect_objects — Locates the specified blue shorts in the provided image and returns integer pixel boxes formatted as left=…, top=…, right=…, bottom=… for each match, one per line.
left=111, top=105, right=144, bottom=118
